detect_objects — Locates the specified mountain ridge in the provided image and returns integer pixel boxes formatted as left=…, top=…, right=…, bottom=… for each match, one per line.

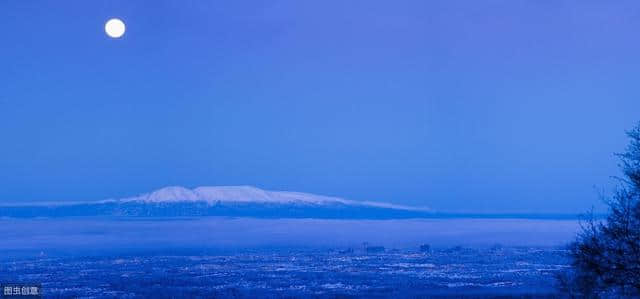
left=118, top=185, right=430, bottom=211
left=0, top=186, right=432, bottom=219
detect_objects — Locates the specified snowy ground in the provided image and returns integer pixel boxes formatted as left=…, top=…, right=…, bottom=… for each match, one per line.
left=0, top=218, right=580, bottom=297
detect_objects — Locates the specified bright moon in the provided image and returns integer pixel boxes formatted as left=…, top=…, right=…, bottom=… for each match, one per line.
left=105, top=18, right=125, bottom=38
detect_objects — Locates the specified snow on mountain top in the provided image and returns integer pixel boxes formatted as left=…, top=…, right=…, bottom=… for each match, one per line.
left=121, top=186, right=429, bottom=211
left=124, top=186, right=350, bottom=204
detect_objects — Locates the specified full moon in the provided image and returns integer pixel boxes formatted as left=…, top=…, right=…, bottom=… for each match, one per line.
left=105, top=18, right=125, bottom=38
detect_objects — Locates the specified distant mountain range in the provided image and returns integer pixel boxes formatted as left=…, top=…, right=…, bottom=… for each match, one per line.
left=0, top=186, right=434, bottom=219
left=0, top=186, right=586, bottom=219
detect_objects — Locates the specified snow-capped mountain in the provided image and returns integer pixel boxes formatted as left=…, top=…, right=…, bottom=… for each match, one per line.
left=0, top=186, right=431, bottom=219
left=123, top=185, right=350, bottom=204
left=120, top=186, right=425, bottom=211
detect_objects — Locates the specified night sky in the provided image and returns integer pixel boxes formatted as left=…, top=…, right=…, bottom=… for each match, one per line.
left=2, top=1, right=640, bottom=213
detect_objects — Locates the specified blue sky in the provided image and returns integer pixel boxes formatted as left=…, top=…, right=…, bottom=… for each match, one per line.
left=1, top=1, right=640, bottom=213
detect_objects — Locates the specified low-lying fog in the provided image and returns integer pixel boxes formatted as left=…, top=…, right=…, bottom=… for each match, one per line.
left=0, top=218, right=580, bottom=256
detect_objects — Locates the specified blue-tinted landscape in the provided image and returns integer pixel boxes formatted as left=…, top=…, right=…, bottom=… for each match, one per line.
left=0, top=217, right=578, bottom=298
left=4, top=0, right=640, bottom=297
left=0, top=187, right=582, bottom=297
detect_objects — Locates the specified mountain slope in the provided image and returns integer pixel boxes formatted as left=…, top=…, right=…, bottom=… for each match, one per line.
left=0, top=186, right=432, bottom=219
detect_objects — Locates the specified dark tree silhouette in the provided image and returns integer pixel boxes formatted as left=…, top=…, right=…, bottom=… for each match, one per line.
left=560, top=123, right=640, bottom=297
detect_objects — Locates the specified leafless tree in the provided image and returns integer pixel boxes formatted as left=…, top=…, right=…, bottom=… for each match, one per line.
left=561, top=123, right=640, bottom=297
